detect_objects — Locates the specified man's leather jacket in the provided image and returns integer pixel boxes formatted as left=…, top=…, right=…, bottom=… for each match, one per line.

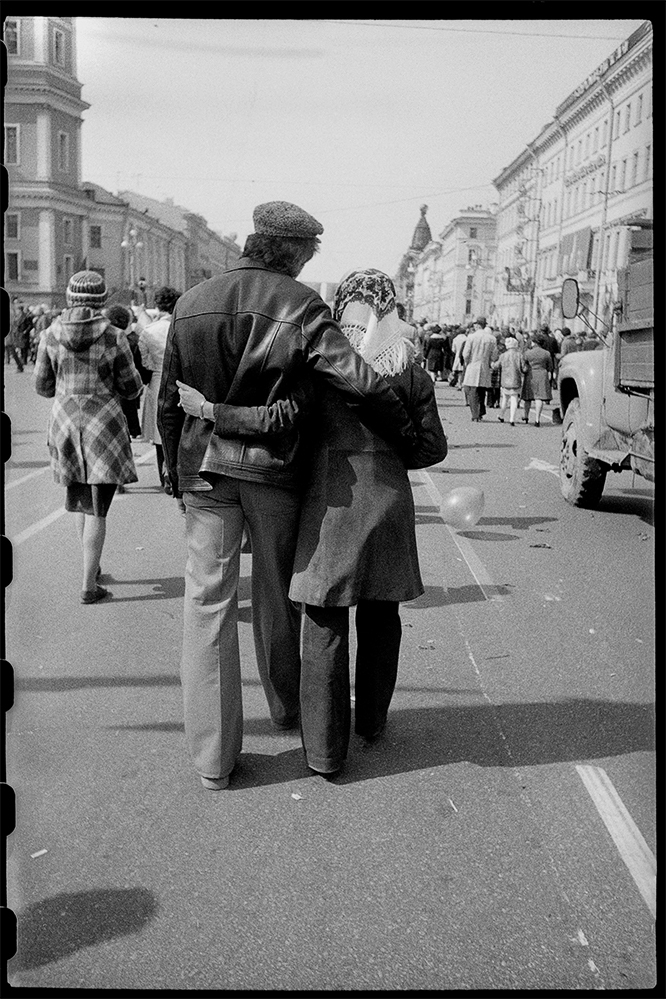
left=157, top=258, right=417, bottom=496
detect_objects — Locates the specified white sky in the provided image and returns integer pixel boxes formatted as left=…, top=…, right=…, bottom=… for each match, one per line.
left=76, top=17, right=646, bottom=284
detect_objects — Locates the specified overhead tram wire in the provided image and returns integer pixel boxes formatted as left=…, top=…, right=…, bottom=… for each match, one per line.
left=314, top=20, right=633, bottom=42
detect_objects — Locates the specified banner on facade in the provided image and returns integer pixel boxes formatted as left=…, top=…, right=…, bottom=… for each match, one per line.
left=559, top=227, right=592, bottom=276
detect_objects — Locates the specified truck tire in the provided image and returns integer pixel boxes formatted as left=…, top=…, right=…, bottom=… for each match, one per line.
left=559, top=398, right=608, bottom=508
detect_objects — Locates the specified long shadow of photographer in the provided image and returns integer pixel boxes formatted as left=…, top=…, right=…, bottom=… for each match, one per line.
left=230, top=697, right=654, bottom=790
left=10, top=887, right=158, bottom=971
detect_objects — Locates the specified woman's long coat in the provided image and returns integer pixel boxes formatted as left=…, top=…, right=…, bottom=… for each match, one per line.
left=35, top=307, right=143, bottom=485
left=521, top=345, right=554, bottom=401
left=139, top=314, right=171, bottom=444
left=289, top=363, right=448, bottom=607
left=461, top=328, right=498, bottom=387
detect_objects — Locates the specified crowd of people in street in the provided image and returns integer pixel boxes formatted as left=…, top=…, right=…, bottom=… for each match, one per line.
left=407, top=313, right=601, bottom=427
left=10, top=196, right=610, bottom=792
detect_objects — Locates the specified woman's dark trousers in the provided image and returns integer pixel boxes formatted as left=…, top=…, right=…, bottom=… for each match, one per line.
left=301, top=600, right=401, bottom=772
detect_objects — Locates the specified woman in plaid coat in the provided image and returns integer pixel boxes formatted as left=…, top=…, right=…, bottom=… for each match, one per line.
left=35, top=271, right=143, bottom=603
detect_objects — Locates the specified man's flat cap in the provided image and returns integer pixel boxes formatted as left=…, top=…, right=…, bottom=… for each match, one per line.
left=253, top=201, right=324, bottom=237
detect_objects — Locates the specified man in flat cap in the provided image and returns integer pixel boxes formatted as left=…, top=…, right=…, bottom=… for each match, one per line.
left=158, top=200, right=418, bottom=791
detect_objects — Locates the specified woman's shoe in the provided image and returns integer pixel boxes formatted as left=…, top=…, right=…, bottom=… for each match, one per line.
left=534, top=422, right=541, bottom=427
left=497, top=417, right=504, bottom=423
left=510, top=421, right=515, bottom=427
left=521, top=417, right=528, bottom=423
left=200, top=775, right=230, bottom=790
left=80, top=584, right=111, bottom=605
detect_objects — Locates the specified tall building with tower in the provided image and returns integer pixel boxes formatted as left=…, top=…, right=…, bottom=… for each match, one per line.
left=4, top=15, right=92, bottom=305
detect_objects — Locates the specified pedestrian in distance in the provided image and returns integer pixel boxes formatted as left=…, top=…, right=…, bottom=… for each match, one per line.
left=103, top=304, right=146, bottom=442
left=491, top=336, right=525, bottom=425
left=558, top=326, right=580, bottom=357
left=158, top=201, right=419, bottom=791
left=6, top=299, right=26, bottom=371
left=139, top=287, right=181, bottom=492
left=520, top=332, right=554, bottom=426
left=462, top=316, right=498, bottom=421
left=423, top=323, right=447, bottom=382
left=288, top=268, right=448, bottom=776
left=34, top=271, right=143, bottom=603
left=448, top=326, right=467, bottom=388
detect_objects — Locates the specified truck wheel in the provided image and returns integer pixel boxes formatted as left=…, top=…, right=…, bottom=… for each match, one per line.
left=559, top=398, right=607, bottom=508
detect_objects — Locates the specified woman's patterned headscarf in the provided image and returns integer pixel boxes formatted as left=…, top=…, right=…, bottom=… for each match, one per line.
left=333, top=269, right=415, bottom=376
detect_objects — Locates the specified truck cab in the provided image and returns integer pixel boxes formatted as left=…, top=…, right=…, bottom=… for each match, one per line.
left=557, top=222, right=654, bottom=507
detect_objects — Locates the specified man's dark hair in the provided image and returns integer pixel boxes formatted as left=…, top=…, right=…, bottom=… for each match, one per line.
left=242, top=233, right=320, bottom=277
left=104, top=304, right=132, bottom=330
left=562, top=326, right=571, bottom=336
left=154, top=286, right=180, bottom=313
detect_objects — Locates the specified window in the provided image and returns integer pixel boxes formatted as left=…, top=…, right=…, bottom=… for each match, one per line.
left=619, top=159, right=627, bottom=192
left=576, top=139, right=582, bottom=164
left=465, top=299, right=472, bottom=315
left=646, top=88, right=652, bottom=118
left=635, top=95, right=643, bottom=126
left=631, top=151, right=639, bottom=187
left=645, top=144, right=652, bottom=179
left=568, top=146, right=574, bottom=169
left=6, top=213, right=19, bottom=239
left=593, top=127, right=599, bottom=153
left=4, top=19, right=19, bottom=54
left=89, top=225, right=102, bottom=249
left=573, top=186, right=578, bottom=215
left=6, top=252, right=20, bottom=281
left=553, top=198, right=558, bottom=224
left=613, top=110, right=621, bottom=139
left=466, top=275, right=473, bottom=291
left=601, top=119, right=608, bottom=146
left=611, top=164, right=617, bottom=192
left=53, top=28, right=65, bottom=66
left=5, top=125, right=19, bottom=165
left=623, top=104, right=631, bottom=133
left=468, top=248, right=478, bottom=266
left=63, top=218, right=73, bottom=245
left=64, top=255, right=74, bottom=283
left=566, top=189, right=572, bottom=218
left=57, top=131, right=70, bottom=172
left=469, top=227, right=477, bottom=239
left=584, top=133, right=590, bottom=159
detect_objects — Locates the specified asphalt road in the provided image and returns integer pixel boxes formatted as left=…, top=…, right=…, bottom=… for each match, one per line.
left=4, top=364, right=656, bottom=991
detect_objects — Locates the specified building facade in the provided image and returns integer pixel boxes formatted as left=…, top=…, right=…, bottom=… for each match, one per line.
left=4, top=15, right=240, bottom=308
left=4, top=15, right=93, bottom=306
left=493, top=20, right=652, bottom=332
left=405, top=205, right=497, bottom=326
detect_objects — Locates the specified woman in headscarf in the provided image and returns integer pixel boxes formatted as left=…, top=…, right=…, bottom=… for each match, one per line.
left=34, top=271, right=143, bottom=603
left=289, top=269, right=448, bottom=776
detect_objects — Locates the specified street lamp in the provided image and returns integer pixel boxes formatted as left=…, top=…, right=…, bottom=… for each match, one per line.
left=121, top=227, right=144, bottom=303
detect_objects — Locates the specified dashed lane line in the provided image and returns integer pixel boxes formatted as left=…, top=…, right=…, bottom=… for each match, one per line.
left=576, top=764, right=656, bottom=920
left=13, top=506, right=67, bottom=546
left=10, top=449, right=155, bottom=546
left=411, top=467, right=501, bottom=601
left=6, top=466, right=51, bottom=490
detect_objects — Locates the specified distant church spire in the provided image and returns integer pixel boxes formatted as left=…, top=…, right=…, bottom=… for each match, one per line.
left=410, top=204, right=432, bottom=251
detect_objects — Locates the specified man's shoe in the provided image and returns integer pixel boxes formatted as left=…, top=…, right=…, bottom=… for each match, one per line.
left=272, top=715, right=299, bottom=731
left=200, top=775, right=230, bottom=790
left=308, top=765, right=342, bottom=780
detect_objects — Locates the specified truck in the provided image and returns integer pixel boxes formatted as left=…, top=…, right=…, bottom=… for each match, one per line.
left=557, top=220, right=654, bottom=508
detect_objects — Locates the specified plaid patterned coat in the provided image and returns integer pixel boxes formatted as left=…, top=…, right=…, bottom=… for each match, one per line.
left=35, top=308, right=143, bottom=486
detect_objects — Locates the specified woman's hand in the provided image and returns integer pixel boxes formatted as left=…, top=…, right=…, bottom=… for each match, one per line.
left=176, top=380, right=206, bottom=417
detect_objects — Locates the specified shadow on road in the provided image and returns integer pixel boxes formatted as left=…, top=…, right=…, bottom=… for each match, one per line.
left=598, top=492, right=654, bottom=527
left=408, top=583, right=513, bottom=606
left=450, top=443, right=516, bottom=450
left=10, top=887, right=158, bottom=971
left=225, top=697, right=655, bottom=789
left=429, top=466, right=489, bottom=475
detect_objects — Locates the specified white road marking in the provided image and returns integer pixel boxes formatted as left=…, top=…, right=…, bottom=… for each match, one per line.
left=576, top=764, right=656, bottom=919
left=6, top=466, right=50, bottom=490
left=13, top=506, right=67, bottom=546
left=411, top=468, right=501, bottom=601
left=525, top=457, right=560, bottom=478
left=11, top=450, right=156, bottom=545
